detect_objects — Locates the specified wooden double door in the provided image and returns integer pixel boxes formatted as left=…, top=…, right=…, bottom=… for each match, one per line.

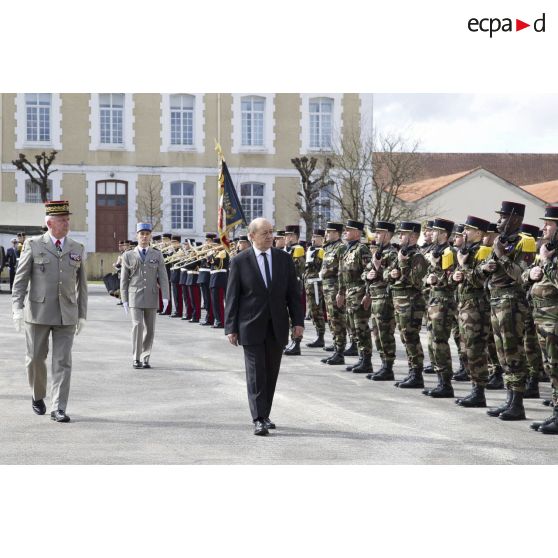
left=95, top=180, right=128, bottom=252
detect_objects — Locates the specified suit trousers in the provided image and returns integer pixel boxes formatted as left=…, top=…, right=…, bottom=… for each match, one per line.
left=24, top=323, right=75, bottom=412
left=130, top=308, right=157, bottom=361
left=242, top=320, right=284, bottom=421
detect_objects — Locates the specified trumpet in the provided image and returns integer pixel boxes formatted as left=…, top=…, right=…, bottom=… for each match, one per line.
left=169, top=244, right=218, bottom=270
left=164, top=248, right=186, bottom=264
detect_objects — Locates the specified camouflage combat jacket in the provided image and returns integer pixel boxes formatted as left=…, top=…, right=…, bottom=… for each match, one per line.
left=424, top=242, right=457, bottom=299
left=363, top=243, right=398, bottom=296
left=523, top=251, right=558, bottom=308
left=320, top=239, right=346, bottom=286
left=338, top=240, right=371, bottom=298
left=451, top=242, right=492, bottom=303
left=384, top=244, right=428, bottom=294
left=303, top=246, right=325, bottom=281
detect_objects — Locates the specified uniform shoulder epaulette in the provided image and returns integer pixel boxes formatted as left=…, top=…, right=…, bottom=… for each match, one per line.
left=317, top=247, right=325, bottom=259
left=292, top=245, right=305, bottom=258
left=517, top=233, right=537, bottom=254
left=441, top=247, right=454, bottom=270
left=475, top=245, right=492, bottom=261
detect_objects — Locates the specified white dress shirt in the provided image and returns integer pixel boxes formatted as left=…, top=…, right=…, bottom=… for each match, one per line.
left=252, top=247, right=273, bottom=288
left=48, top=233, right=66, bottom=249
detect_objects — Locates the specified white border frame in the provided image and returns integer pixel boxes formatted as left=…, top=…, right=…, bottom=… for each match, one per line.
left=229, top=170, right=275, bottom=225
left=15, top=93, right=62, bottom=150
left=89, top=93, right=135, bottom=152
left=231, top=94, right=276, bottom=154
left=160, top=93, right=205, bottom=153
left=15, top=171, right=62, bottom=202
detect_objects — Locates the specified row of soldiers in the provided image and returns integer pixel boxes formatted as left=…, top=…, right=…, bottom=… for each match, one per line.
left=297, top=201, right=558, bottom=435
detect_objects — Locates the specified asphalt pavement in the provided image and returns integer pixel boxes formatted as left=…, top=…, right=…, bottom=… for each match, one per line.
left=0, top=283, right=556, bottom=464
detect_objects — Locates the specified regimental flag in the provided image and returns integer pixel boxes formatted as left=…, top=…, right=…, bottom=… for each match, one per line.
left=216, top=143, right=247, bottom=248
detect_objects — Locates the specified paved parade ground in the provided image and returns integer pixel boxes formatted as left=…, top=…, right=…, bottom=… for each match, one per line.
left=1, top=283, right=557, bottom=465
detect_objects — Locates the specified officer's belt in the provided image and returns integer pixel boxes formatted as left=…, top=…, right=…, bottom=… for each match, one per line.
left=210, top=269, right=227, bottom=274
left=531, top=297, right=558, bottom=309
left=187, top=270, right=199, bottom=275
left=458, top=290, right=486, bottom=302
left=391, top=288, right=421, bottom=297
left=199, top=268, right=210, bottom=272
left=306, top=277, right=322, bottom=284
left=489, top=286, right=523, bottom=298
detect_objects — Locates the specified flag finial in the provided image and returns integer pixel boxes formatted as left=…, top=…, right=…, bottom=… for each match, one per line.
left=214, top=140, right=224, bottom=161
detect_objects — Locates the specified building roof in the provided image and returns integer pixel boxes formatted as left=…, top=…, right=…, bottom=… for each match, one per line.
left=407, top=153, right=558, bottom=187
left=397, top=169, right=478, bottom=202
left=521, top=180, right=558, bottom=203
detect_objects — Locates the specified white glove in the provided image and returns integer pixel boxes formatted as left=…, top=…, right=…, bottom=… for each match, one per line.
left=75, top=318, right=86, bottom=336
left=123, top=301, right=129, bottom=315
left=13, top=309, right=23, bottom=333
left=162, top=298, right=169, bottom=313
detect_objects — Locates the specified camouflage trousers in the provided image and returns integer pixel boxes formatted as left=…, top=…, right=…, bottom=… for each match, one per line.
left=426, top=293, right=457, bottom=376
left=369, top=290, right=396, bottom=364
left=457, top=294, right=491, bottom=386
left=393, top=291, right=425, bottom=369
left=345, top=286, right=372, bottom=356
left=525, top=307, right=545, bottom=379
left=323, top=282, right=347, bottom=352
left=487, top=321, right=500, bottom=373
left=305, top=279, right=326, bottom=336
left=532, top=303, right=558, bottom=403
left=490, top=291, right=529, bottom=390
left=451, top=313, right=468, bottom=369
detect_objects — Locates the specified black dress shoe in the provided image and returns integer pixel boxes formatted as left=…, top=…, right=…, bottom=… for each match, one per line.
left=212, top=323, right=224, bottom=329
left=50, top=410, right=71, bottom=423
left=264, top=418, right=276, bottom=429
left=142, top=359, right=151, bottom=369
left=189, top=317, right=200, bottom=323
left=182, top=315, right=192, bottom=320
left=133, top=360, right=143, bottom=369
left=32, top=398, right=46, bottom=415
left=170, top=313, right=181, bottom=318
left=254, top=420, right=269, bottom=436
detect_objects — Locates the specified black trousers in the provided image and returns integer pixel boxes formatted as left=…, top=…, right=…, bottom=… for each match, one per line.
left=242, top=321, right=284, bottom=422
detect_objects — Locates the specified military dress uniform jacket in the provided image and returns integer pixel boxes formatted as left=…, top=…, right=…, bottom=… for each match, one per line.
left=120, top=248, right=170, bottom=309
left=12, top=233, right=88, bottom=326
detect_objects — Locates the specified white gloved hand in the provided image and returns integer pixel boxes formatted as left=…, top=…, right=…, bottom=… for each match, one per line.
left=162, top=298, right=169, bottom=313
left=75, top=318, right=86, bottom=336
left=13, top=309, right=23, bottom=333
left=123, top=301, right=129, bottom=315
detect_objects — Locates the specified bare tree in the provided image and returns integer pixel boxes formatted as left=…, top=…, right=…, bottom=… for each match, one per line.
left=325, top=128, right=432, bottom=227
left=12, top=150, right=57, bottom=202
left=291, top=155, right=333, bottom=235
left=137, top=174, right=163, bottom=230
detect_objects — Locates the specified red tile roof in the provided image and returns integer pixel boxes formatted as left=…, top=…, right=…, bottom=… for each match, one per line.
left=397, top=169, right=478, bottom=202
left=522, top=180, right=558, bottom=203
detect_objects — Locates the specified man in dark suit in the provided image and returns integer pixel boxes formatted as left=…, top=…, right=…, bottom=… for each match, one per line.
left=225, top=218, right=304, bottom=436
left=6, top=238, right=20, bottom=292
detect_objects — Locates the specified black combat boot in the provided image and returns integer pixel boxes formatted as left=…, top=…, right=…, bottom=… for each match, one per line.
left=543, top=399, right=554, bottom=407
left=487, top=389, right=513, bottom=417
left=457, top=385, right=487, bottom=408
left=499, top=390, right=526, bottom=421
left=530, top=410, right=557, bottom=431
left=423, top=364, right=435, bottom=375
left=394, top=368, right=413, bottom=387
left=398, top=367, right=424, bottom=389
left=371, top=361, right=394, bottom=381
left=485, top=366, right=504, bottom=390
left=429, top=373, right=454, bottom=398
left=422, top=373, right=441, bottom=396
left=326, top=352, right=345, bottom=365
left=323, top=345, right=335, bottom=352
left=367, top=360, right=385, bottom=380
left=523, top=376, right=540, bottom=399
left=346, top=355, right=363, bottom=372
left=539, top=370, right=551, bottom=382
left=352, top=354, right=373, bottom=374
left=344, top=342, right=358, bottom=357
left=538, top=407, right=558, bottom=434
left=306, top=333, right=325, bottom=348
left=284, top=339, right=301, bottom=356
left=452, top=359, right=470, bottom=382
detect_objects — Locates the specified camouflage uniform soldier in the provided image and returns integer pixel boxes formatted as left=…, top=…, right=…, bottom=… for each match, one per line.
left=362, top=221, right=398, bottom=381
left=320, top=222, right=348, bottom=365
left=304, top=229, right=326, bottom=348
left=284, top=225, right=306, bottom=356
left=336, top=220, right=373, bottom=374
left=420, top=220, right=436, bottom=375
left=451, top=216, right=493, bottom=407
left=421, top=218, right=458, bottom=398
left=483, top=223, right=505, bottom=389
left=483, top=201, right=535, bottom=421
left=518, top=223, right=546, bottom=398
left=525, top=205, right=558, bottom=434
left=450, top=225, right=471, bottom=382
left=386, top=221, right=429, bottom=388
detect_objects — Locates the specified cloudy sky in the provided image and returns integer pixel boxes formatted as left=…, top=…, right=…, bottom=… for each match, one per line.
left=373, top=94, right=558, bottom=153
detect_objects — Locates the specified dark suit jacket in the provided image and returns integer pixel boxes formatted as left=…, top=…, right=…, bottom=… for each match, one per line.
left=6, top=247, right=19, bottom=269
left=225, top=247, right=304, bottom=346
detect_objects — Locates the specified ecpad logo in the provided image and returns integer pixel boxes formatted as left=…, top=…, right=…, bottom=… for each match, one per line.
left=468, top=13, right=546, bottom=37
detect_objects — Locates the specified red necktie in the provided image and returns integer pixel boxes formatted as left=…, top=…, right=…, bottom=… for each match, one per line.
left=55, top=240, right=61, bottom=252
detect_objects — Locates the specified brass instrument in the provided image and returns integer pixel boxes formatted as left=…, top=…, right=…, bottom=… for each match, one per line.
left=164, top=248, right=186, bottom=264
left=169, top=244, right=217, bottom=270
